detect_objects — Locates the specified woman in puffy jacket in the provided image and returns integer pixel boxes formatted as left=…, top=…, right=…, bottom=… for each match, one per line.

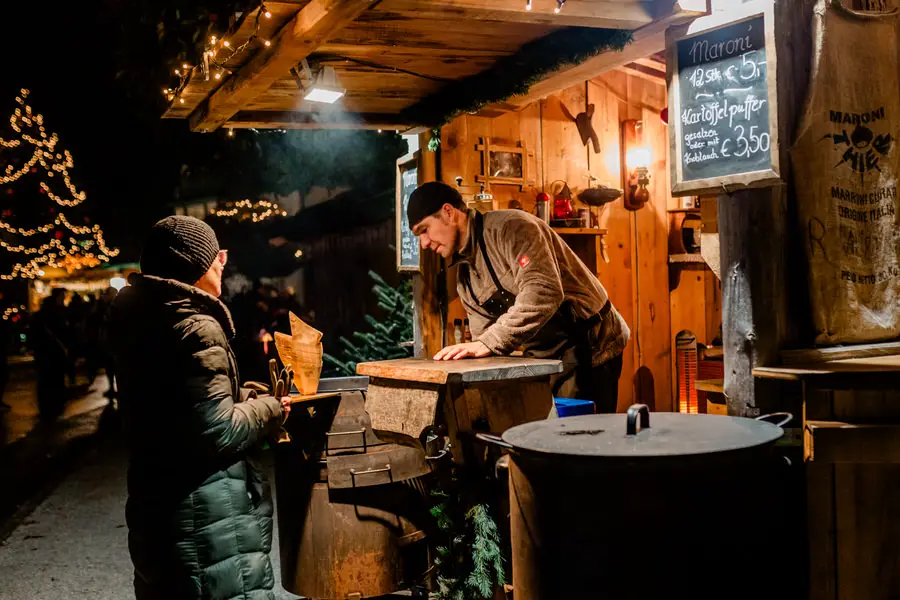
left=110, top=216, right=288, bottom=600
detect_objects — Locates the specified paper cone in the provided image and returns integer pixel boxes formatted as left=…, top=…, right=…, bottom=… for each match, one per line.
left=272, top=313, right=323, bottom=395
left=290, top=312, right=322, bottom=345
left=274, top=332, right=295, bottom=370
left=292, top=341, right=323, bottom=395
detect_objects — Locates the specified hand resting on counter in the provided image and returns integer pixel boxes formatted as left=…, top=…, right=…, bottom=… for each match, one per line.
left=433, top=340, right=492, bottom=361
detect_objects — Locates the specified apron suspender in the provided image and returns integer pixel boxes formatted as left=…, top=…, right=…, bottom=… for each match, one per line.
left=462, top=212, right=511, bottom=307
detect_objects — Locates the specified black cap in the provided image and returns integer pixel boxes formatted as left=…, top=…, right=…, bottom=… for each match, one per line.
left=140, top=216, right=220, bottom=285
left=407, top=181, right=464, bottom=229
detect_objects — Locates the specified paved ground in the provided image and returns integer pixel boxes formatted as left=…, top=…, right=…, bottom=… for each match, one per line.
left=0, top=370, right=424, bottom=599
left=0, top=362, right=111, bottom=447
left=0, top=429, right=308, bottom=600
left=0, top=366, right=116, bottom=535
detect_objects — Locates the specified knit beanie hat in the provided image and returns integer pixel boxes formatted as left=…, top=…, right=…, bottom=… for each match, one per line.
left=140, top=216, right=220, bottom=285
left=407, top=181, right=465, bottom=228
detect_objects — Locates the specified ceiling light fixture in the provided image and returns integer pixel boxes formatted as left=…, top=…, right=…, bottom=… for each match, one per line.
left=291, top=59, right=345, bottom=104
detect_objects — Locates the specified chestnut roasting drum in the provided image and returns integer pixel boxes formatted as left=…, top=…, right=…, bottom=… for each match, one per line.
left=479, top=406, right=793, bottom=600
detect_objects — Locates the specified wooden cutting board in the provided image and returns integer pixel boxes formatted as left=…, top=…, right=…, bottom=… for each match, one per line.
left=286, top=391, right=340, bottom=404
left=356, top=357, right=563, bottom=385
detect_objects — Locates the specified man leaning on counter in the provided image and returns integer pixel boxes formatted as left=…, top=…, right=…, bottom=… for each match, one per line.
left=407, top=181, right=630, bottom=413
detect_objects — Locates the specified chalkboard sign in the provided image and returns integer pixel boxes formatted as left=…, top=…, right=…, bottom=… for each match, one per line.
left=668, top=5, right=781, bottom=196
left=396, top=152, right=420, bottom=272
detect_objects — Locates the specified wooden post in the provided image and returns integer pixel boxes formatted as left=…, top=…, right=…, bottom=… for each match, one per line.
left=414, top=130, right=445, bottom=359
left=718, top=0, right=818, bottom=416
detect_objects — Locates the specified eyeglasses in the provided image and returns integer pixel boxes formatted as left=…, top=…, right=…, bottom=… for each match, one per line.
left=217, top=249, right=229, bottom=266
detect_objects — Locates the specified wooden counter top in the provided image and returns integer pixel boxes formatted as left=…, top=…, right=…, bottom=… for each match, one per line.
left=357, top=357, right=563, bottom=385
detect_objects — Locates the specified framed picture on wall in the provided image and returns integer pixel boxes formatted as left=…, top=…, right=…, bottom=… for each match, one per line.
left=476, top=138, right=528, bottom=187
left=396, top=151, right=421, bottom=272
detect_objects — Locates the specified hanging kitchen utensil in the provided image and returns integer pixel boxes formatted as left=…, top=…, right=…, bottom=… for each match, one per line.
left=578, top=185, right=622, bottom=207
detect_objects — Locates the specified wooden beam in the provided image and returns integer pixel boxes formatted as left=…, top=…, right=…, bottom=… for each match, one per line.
left=501, top=0, right=709, bottom=108
left=189, top=0, right=376, bottom=132
left=619, top=61, right=667, bottom=83
left=227, top=110, right=411, bottom=130
left=721, top=0, right=820, bottom=415
left=375, top=0, right=657, bottom=30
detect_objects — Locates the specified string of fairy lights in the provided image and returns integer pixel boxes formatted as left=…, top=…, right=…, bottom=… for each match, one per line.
left=165, top=3, right=275, bottom=105
left=0, top=89, right=120, bottom=280
left=163, top=1, right=574, bottom=109
left=209, top=198, right=288, bottom=223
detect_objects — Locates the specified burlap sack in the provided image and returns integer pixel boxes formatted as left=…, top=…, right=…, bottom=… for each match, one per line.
left=791, top=1, right=900, bottom=344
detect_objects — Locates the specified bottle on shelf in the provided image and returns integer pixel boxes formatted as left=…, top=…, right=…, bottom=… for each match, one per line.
left=463, top=319, right=472, bottom=342
left=453, top=319, right=464, bottom=344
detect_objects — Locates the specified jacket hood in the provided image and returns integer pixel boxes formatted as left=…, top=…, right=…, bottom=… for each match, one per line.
left=114, top=273, right=236, bottom=339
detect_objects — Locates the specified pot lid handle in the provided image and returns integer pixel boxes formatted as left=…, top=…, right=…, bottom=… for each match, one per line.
left=476, top=432, right=514, bottom=450
left=626, top=404, right=650, bottom=436
left=754, top=412, right=793, bottom=428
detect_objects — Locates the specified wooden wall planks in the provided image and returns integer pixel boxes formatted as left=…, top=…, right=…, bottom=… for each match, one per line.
left=587, top=76, right=637, bottom=409
left=433, top=68, right=720, bottom=411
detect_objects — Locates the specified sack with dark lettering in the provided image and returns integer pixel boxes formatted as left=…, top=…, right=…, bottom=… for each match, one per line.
left=791, top=1, right=900, bottom=345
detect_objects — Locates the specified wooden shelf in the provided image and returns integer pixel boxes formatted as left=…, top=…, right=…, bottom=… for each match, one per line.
left=780, top=340, right=900, bottom=366
left=667, top=208, right=701, bottom=214
left=553, top=228, right=608, bottom=235
left=695, top=378, right=724, bottom=394
left=668, top=253, right=706, bottom=264
left=701, top=346, right=724, bottom=359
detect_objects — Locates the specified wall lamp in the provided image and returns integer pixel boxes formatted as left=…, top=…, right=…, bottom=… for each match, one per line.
left=290, top=59, right=345, bottom=104
left=622, top=119, right=652, bottom=211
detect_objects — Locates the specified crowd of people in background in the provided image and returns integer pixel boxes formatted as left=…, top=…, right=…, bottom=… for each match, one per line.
left=229, top=280, right=311, bottom=385
left=0, top=278, right=309, bottom=424
left=25, top=287, right=118, bottom=423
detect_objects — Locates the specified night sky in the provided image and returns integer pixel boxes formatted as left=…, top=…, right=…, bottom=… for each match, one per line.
left=3, top=2, right=197, bottom=263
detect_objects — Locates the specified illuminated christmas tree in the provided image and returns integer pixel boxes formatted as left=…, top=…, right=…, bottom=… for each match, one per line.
left=0, top=89, right=118, bottom=279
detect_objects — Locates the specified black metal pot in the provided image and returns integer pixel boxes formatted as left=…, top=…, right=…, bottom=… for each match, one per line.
left=478, top=405, right=793, bottom=600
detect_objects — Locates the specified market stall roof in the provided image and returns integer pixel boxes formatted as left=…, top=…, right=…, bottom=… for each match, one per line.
left=163, top=0, right=708, bottom=132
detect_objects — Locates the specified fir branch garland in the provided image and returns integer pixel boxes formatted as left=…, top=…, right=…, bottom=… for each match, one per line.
left=402, top=27, right=633, bottom=127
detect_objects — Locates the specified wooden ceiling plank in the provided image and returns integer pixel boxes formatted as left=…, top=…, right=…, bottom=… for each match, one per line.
left=373, top=0, right=657, bottom=29
left=329, top=19, right=553, bottom=53
left=620, top=61, right=666, bottom=82
left=227, top=110, right=411, bottom=130
left=634, top=56, right=666, bottom=70
left=502, top=0, right=708, bottom=108
left=189, top=0, right=377, bottom=132
left=318, top=42, right=513, bottom=58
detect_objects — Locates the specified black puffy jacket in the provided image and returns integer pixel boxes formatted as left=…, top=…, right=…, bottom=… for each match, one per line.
left=110, top=274, right=283, bottom=600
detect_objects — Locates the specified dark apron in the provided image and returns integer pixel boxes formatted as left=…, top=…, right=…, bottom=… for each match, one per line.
left=460, top=212, right=610, bottom=398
